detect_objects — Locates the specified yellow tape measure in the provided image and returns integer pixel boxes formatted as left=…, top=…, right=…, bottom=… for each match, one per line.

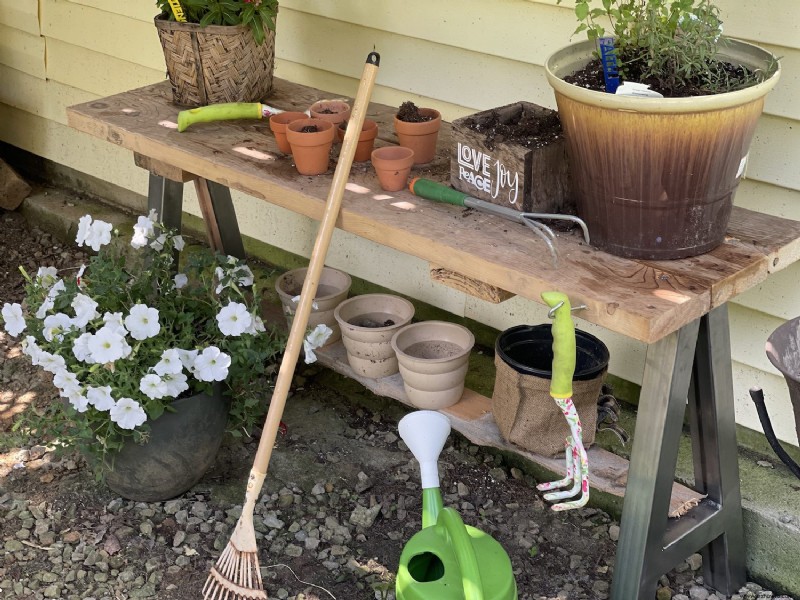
left=167, top=0, right=186, bottom=22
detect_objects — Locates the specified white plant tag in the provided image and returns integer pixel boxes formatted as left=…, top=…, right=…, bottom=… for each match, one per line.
left=737, top=154, right=749, bottom=179
left=615, top=82, right=664, bottom=98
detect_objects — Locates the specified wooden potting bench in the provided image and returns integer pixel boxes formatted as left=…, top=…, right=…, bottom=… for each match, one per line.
left=67, top=80, right=800, bottom=600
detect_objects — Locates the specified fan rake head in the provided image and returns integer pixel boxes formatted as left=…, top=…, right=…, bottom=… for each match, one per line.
left=203, top=536, right=266, bottom=599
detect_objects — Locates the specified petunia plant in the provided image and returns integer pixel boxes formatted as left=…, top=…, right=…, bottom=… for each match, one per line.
left=2, top=211, right=287, bottom=470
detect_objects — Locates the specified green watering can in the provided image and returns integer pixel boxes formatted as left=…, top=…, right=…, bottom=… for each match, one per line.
left=396, top=411, right=518, bottom=600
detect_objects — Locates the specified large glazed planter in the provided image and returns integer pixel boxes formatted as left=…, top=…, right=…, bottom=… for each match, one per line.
left=104, top=389, right=229, bottom=502
left=545, top=39, right=780, bottom=259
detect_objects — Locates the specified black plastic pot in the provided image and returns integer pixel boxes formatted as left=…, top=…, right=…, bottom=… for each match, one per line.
left=104, top=388, right=229, bottom=502
left=496, top=324, right=609, bottom=381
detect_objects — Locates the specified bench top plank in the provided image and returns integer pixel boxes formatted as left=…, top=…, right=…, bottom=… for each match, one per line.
left=67, top=80, right=800, bottom=344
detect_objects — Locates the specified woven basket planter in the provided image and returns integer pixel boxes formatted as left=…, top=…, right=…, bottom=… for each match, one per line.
left=154, top=15, right=275, bottom=107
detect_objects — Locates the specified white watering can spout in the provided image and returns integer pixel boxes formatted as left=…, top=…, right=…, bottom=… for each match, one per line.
left=398, top=411, right=451, bottom=489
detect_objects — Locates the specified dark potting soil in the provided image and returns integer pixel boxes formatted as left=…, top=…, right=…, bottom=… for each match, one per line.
left=396, top=101, right=434, bottom=123
left=317, top=108, right=337, bottom=114
left=349, top=317, right=396, bottom=328
left=300, top=125, right=320, bottom=133
left=461, top=107, right=563, bottom=151
left=566, top=57, right=758, bottom=98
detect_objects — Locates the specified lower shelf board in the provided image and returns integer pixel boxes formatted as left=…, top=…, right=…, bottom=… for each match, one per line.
left=314, top=342, right=704, bottom=519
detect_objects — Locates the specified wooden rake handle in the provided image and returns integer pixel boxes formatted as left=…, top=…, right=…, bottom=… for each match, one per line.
left=250, top=52, right=381, bottom=476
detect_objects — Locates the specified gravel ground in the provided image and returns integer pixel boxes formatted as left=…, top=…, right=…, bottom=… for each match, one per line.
left=0, top=195, right=795, bottom=599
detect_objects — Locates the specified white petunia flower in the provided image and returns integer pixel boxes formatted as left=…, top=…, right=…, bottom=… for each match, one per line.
left=84, top=220, right=113, bottom=252
left=72, top=332, right=94, bottom=363
left=173, top=273, right=188, bottom=289
left=140, top=374, right=170, bottom=400
left=71, top=294, right=99, bottom=328
left=53, top=370, right=82, bottom=398
left=150, top=233, right=167, bottom=251
left=131, top=212, right=157, bottom=249
left=42, top=313, right=75, bottom=342
left=35, top=279, right=65, bottom=319
left=214, top=266, right=226, bottom=294
left=2, top=303, right=26, bottom=337
left=216, top=302, right=252, bottom=337
left=303, top=324, right=333, bottom=364
left=177, top=349, right=198, bottom=372
left=236, top=265, right=254, bottom=287
left=162, top=372, right=189, bottom=397
left=87, top=326, right=128, bottom=364
left=36, top=267, right=59, bottom=289
left=68, top=392, right=90, bottom=413
left=110, top=397, right=147, bottom=430
left=76, top=215, right=92, bottom=246
left=102, top=312, right=127, bottom=336
left=124, top=304, right=160, bottom=340
left=86, top=386, right=115, bottom=411
left=76, top=264, right=86, bottom=288
left=22, top=336, right=42, bottom=364
left=38, top=351, right=66, bottom=374
left=193, top=346, right=231, bottom=382
left=244, top=315, right=266, bottom=335
left=173, top=235, right=185, bottom=251
left=154, top=349, right=183, bottom=376
left=291, top=295, right=319, bottom=311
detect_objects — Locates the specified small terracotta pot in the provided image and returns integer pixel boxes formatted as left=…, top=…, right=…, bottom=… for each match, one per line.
left=269, top=111, right=308, bottom=154
left=394, top=108, right=441, bottom=165
left=286, top=119, right=335, bottom=176
left=334, top=294, right=415, bottom=378
left=275, top=266, right=352, bottom=345
left=391, top=321, right=474, bottom=410
left=371, top=146, right=415, bottom=192
left=337, top=119, right=379, bottom=161
left=309, top=100, right=352, bottom=126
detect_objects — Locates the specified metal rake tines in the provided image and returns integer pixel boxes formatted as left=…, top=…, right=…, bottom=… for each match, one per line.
left=203, top=542, right=266, bottom=600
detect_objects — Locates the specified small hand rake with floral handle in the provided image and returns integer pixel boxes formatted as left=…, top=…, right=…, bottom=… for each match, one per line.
left=536, top=291, right=590, bottom=511
left=202, top=52, right=381, bottom=600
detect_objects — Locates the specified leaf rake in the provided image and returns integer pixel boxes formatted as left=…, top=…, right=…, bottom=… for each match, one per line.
left=202, top=51, right=381, bottom=599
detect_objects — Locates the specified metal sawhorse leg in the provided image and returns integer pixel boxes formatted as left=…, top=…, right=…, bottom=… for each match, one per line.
left=146, top=171, right=245, bottom=259
left=611, top=305, right=746, bottom=599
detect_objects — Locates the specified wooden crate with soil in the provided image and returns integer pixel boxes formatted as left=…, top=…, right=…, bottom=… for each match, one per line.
left=450, top=101, right=574, bottom=214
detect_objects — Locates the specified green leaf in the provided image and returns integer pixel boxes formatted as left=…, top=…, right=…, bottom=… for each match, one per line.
left=575, top=1, right=590, bottom=21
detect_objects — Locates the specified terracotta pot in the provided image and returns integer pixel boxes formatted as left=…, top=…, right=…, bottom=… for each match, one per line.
left=391, top=321, right=474, bottom=409
left=309, top=100, right=352, bottom=126
left=545, top=39, right=780, bottom=259
left=286, top=119, right=335, bottom=176
left=394, top=108, right=441, bottom=164
left=275, top=266, right=352, bottom=345
left=334, top=294, right=415, bottom=378
left=104, top=388, right=229, bottom=501
left=337, top=119, right=379, bottom=161
left=371, top=146, right=415, bottom=192
left=269, top=111, right=308, bottom=154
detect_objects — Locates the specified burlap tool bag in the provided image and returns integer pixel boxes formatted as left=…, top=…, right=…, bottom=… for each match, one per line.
left=492, top=353, right=605, bottom=457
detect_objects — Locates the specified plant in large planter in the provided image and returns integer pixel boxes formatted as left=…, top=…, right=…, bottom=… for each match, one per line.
left=1, top=211, right=284, bottom=501
left=547, top=0, right=781, bottom=259
left=154, top=0, right=279, bottom=106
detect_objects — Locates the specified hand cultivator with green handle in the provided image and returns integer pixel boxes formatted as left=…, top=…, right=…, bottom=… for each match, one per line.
left=396, top=410, right=517, bottom=600
left=408, top=178, right=590, bottom=267
left=177, top=102, right=286, bottom=132
left=536, top=291, right=590, bottom=511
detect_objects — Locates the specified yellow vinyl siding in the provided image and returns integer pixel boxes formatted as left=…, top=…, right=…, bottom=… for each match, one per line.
left=1, top=0, right=799, bottom=445
left=0, top=24, right=46, bottom=79
left=0, top=0, right=40, bottom=34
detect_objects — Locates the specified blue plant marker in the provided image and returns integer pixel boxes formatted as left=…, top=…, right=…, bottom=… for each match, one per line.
left=598, top=37, right=620, bottom=94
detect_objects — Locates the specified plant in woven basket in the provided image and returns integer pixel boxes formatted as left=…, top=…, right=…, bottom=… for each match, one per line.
left=156, top=0, right=278, bottom=44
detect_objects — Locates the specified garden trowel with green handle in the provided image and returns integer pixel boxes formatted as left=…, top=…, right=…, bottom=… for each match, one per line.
left=408, top=178, right=590, bottom=267
left=176, top=102, right=287, bottom=132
